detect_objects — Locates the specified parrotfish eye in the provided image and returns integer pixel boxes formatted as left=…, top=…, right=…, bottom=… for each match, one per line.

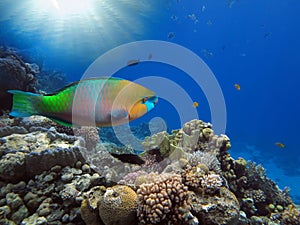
left=142, top=97, right=148, bottom=103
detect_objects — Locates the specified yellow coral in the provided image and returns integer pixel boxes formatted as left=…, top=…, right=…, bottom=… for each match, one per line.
left=80, top=199, right=102, bottom=225
left=98, top=185, right=137, bottom=225
left=281, top=204, right=300, bottom=225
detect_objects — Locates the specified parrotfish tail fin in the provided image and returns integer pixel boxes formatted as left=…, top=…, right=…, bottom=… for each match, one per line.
left=8, top=90, right=42, bottom=117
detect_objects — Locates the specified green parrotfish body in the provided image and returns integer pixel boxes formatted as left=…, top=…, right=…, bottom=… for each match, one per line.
left=8, top=77, right=158, bottom=126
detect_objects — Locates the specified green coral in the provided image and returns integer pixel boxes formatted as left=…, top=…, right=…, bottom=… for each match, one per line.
left=142, top=131, right=172, bottom=157
left=142, top=120, right=231, bottom=160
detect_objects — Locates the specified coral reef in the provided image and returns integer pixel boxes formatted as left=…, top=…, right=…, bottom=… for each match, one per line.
left=187, top=151, right=221, bottom=173
left=74, top=127, right=100, bottom=150
left=0, top=160, right=104, bottom=225
left=190, top=187, right=240, bottom=225
left=142, top=119, right=231, bottom=159
left=0, top=47, right=38, bottom=112
left=220, top=153, right=298, bottom=223
left=0, top=116, right=85, bottom=182
left=81, top=185, right=139, bottom=225
left=35, top=69, right=67, bottom=93
left=137, top=173, right=197, bottom=225
left=99, top=185, right=137, bottom=225
left=80, top=186, right=106, bottom=225
left=0, top=116, right=299, bottom=225
left=181, top=164, right=223, bottom=194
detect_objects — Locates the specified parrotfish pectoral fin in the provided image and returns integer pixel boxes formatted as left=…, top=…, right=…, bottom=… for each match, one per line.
left=111, top=109, right=129, bottom=119
left=8, top=90, right=41, bottom=117
left=50, top=118, right=73, bottom=127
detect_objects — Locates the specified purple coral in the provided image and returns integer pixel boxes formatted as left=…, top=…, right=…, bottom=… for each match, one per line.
left=122, top=171, right=148, bottom=186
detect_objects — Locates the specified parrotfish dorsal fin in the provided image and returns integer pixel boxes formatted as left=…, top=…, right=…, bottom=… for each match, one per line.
left=45, top=77, right=125, bottom=96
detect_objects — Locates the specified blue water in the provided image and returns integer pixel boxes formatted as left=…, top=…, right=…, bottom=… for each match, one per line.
left=1, top=0, right=299, bottom=203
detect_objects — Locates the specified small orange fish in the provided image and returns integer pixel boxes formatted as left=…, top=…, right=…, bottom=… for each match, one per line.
left=275, top=142, right=285, bottom=148
left=193, top=101, right=199, bottom=108
left=234, top=83, right=241, bottom=90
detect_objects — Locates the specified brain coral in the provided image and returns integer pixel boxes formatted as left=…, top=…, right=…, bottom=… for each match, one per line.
left=98, top=185, right=137, bottom=225
left=137, top=173, right=198, bottom=225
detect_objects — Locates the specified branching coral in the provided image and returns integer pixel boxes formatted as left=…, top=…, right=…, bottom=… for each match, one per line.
left=280, top=204, right=300, bottom=225
left=181, top=164, right=222, bottom=194
left=244, top=189, right=266, bottom=204
left=187, top=151, right=221, bottom=173
left=137, top=173, right=198, bottom=225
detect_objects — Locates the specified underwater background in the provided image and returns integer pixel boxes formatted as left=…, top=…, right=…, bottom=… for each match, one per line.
left=0, top=0, right=299, bottom=221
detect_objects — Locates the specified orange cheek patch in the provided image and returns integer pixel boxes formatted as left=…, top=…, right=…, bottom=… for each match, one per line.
left=129, top=103, right=147, bottom=120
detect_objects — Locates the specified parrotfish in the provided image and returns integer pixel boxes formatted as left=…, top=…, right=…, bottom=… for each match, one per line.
left=8, top=77, right=158, bottom=126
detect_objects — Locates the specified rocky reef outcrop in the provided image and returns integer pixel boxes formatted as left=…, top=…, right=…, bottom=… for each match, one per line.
left=0, top=46, right=38, bottom=113
left=0, top=115, right=299, bottom=225
left=0, top=117, right=85, bottom=183
left=0, top=46, right=68, bottom=115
